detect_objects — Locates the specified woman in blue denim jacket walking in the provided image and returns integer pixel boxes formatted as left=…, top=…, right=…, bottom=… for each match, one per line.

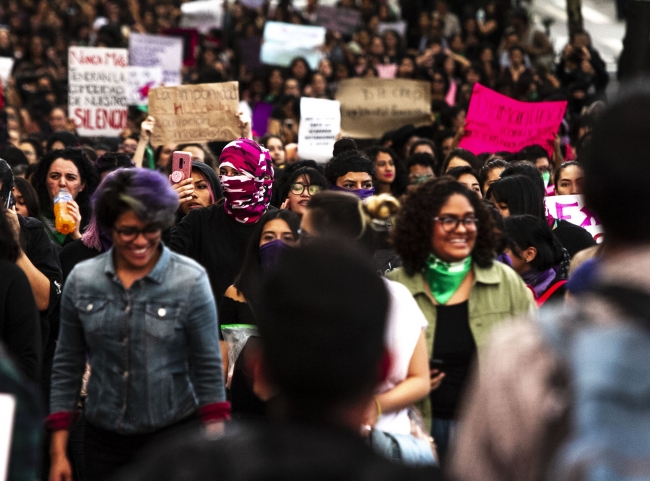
left=47, top=168, right=229, bottom=481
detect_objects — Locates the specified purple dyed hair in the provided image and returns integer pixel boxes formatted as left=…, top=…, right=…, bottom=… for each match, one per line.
left=93, top=168, right=179, bottom=230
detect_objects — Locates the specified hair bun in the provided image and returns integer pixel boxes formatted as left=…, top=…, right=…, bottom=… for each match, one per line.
left=364, top=194, right=400, bottom=221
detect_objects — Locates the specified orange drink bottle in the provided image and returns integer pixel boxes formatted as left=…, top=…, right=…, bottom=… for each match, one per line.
left=53, top=188, right=76, bottom=235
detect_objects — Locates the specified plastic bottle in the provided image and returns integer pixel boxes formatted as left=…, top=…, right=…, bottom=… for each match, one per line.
left=53, top=188, right=76, bottom=235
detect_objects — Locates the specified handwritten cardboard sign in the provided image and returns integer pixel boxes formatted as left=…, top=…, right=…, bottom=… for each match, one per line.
left=460, top=84, right=567, bottom=156
left=129, top=33, right=183, bottom=85
left=148, top=81, right=240, bottom=146
left=298, top=97, right=341, bottom=163
left=68, top=47, right=128, bottom=137
left=316, top=6, right=361, bottom=35
left=260, top=22, right=325, bottom=70
left=545, top=194, right=603, bottom=243
left=336, top=78, right=431, bottom=139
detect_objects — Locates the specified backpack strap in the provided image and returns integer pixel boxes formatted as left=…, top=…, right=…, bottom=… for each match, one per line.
left=536, top=280, right=567, bottom=307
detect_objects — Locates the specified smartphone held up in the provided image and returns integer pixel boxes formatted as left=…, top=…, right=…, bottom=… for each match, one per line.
left=170, top=151, right=192, bottom=184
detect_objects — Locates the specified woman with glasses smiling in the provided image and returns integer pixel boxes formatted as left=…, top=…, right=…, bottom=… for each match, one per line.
left=387, top=177, right=535, bottom=462
left=48, top=168, right=228, bottom=481
left=278, top=162, right=327, bottom=217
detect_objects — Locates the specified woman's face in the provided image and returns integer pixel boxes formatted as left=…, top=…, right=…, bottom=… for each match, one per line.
left=12, top=186, right=28, bottom=217
left=46, top=158, right=84, bottom=202
left=445, top=157, right=471, bottom=172
left=318, top=59, right=332, bottom=78
left=291, top=60, right=308, bottom=80
left=184, top=145, right=205, bottom=163
left=312, top=74, right=327, bottom=95
left=398, top=57, right=415, bottom=77
left=510, top=49, right=524, bottom=67
left=370, top=37, right=385, bottom=56
left=374, top=152, right=395, bottom=184
left=432, top=194, right=477, bottom=262
left=482, top=166, right=505, bottom=194
left=266, top=137, right=285, bottom=166
left=336, top=171, right=373, bottom=191
left=20, top=141, right=38, bottom=164
left=555, top=165, right=584, bottom=195
left=458, top=173, right=482, bottom=197
left=158, top=143, right=177, bottom=169
left=431, top=74, right=446, bottom=94
left=112, top=210, right=162, bottom=271
left=269, top=69, right=284, bottom=90
left=180, top=169, right=212, bottom=215
left=504, top=247, right=531, bottom=274
left=466, top=68, right=481, bottom=85
left=491, top=195, right=510, bottom=217
left=259, top=218, right=296, bottom=247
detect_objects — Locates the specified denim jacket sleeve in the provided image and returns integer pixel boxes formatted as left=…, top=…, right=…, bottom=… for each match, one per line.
left=49, top=269, right=87, bottom=415
left=186, top=273, right=226, bottom=406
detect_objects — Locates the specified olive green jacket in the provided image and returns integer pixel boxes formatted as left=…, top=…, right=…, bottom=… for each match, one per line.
left=386, top=261, right=536, bottom=427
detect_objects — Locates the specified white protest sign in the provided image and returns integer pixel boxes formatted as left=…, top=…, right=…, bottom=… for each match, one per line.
left=129, top=33, right=183, bottom=85
left=0, top=57, right=14, bottom=88
left=127, top=66, right=163, bottom=106
left=0, top=395, right=16, bottom=481
left=180, top=0, right=224, bottom=33
left=68, top=47, right=128, bottom=137
left=261, top=22, right=325, bottom=70
left=298, top=97, right=340, bottom=163
left=545, top=194, right=603, bottom=243
left=377, top=20, right=407, bottom=37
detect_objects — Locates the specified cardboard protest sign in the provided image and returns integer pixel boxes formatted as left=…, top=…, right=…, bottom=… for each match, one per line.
left=261, top=22, right=326, bottom=70
left=0, top=57, right=14, bottom=88
left=162, top=28, right=199, bottom=67
left=180, top=0, right=224, bottom=33
left=127, top=66, right=163, bottom=106
left=336, top=78, right=431, bottom=139
left=316, top=6, right=361, bottom=35
left=129, top=33, right=183, bottom=85
left=298, top=97, right=341, bottom=163
left=68, top=47, right=128, bottom=137
left=148, top=82, right=240, bottom=146
left=545, top=194, right=603, bottom=243
left=460, top=84, right=567, bottom=156
left=377, top=20, right=407, bottom=37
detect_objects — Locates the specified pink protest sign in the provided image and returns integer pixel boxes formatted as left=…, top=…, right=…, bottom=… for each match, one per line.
left=545, top=194, right=603, bottom=243
left=459, top=84, right=567, bottom=156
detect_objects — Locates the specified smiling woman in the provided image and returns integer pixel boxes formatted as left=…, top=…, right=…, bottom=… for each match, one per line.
left=387, top=177, right=535, bottom=461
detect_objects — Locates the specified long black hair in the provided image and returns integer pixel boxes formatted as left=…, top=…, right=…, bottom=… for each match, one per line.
left=487, top=175, right=545, bottom=221
left=503, top=215, right=564, bottom=271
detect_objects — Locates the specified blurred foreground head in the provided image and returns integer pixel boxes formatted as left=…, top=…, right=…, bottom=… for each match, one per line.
left=584, top=87, right=650, bottom=247
left=258, top=240, right=389, bottom=416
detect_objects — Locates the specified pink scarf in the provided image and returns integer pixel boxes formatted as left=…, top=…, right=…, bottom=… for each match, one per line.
left=219, top=138, right=273, bottom=224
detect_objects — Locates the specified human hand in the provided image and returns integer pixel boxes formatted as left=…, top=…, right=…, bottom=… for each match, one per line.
left=5, top=207, right=20, bottom=244
left=430, top=369, right=445, bottom=391
left=237, top=111, right=252, bottom=139
left=49, top=454, right=73, bottom=481
left=171, top=177, right=194, bottom=204
left=67, top=200, right=82, bottom=240
left=280, top=198, right=290, bottom=210
left=140, top=116, right=155, bottom=142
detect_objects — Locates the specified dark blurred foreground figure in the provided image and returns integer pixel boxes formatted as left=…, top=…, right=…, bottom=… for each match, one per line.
left=118, top=242, right=443, bottom=481
left=450, top=87, right=650, bottom=481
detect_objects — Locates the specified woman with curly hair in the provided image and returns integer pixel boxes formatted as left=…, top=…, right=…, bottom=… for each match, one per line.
left=31, top=147, right=99, bottom=247
left=387, top=177, right=535, bottom=462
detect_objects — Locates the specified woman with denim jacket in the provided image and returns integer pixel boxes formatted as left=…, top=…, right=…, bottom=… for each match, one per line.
left=387, top=178, right=535, bottom=462
left=47, top=169, right=229, bottom=481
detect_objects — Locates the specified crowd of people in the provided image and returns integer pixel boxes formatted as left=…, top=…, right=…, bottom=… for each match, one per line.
left=1, top=0, right=648, bottom=481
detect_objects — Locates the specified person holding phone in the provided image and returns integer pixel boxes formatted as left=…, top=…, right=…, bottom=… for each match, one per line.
left=48, top=168, right=228, bottom=481
left=387, top=178, right=535, bottom=461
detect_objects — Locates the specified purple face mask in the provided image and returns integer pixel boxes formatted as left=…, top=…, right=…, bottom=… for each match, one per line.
left=329, top=185, right=375, bottom=200
left=259, top=239, right=290, bottom=270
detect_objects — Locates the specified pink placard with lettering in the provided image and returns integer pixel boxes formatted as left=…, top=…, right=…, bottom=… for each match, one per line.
left=459, top=84, right=567, bottom=157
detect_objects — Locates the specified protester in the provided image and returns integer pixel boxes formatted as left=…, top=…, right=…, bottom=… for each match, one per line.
left=171, top=160, right=223, bottom=223
left=477, top=158, right=507, bottom=195
left=503, top=215, right=568, bottom=305
left=31, top=147, right=99, bottom=246
left=278, top=162, right=326, bottom=217
left=324, top=149, right=375, bottom=199
left=48, top=168, right=228, bottom=481
left=406, top=154, right=436, bottom=188
left=118, top=242, right=443, bottom=481
left=12, top=176, right=41, bottom=219
left=554, top=161, right=584, bottom=195
left=440, top=148, right=482, bottom=174
left=260, top=135, right=286, bottom=169
left=446, top=166, right=482, bottom=198
left=170, top=138, right=274, bottom=305
left=388, top=178, right=535, bottom=460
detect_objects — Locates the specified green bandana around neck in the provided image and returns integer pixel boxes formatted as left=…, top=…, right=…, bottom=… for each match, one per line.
left=424, top=254, right=472, bottom=305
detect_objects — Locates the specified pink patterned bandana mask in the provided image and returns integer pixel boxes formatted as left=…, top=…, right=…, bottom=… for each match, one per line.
left=219, top=138, right=273, bottom=224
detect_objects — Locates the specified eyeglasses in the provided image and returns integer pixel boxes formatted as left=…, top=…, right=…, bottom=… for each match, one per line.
left=290, top=183, right=322, bottom=196
left=113, top=225, right=162, bottom=243
left=433, top=216, right=478, bottom=232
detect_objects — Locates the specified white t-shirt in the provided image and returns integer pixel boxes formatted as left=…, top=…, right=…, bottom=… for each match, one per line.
left=374, top=279, right=428, bottom=435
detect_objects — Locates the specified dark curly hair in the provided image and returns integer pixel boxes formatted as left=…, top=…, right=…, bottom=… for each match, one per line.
left=323, top=150, right=374, bottom=185
left=31, top=147, right=100, bottom=228
left=392, top=177, right=497, bottom=276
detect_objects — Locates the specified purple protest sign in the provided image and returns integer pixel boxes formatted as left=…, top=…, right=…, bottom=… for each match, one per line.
left=252, top=102, right=274, bottom=137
